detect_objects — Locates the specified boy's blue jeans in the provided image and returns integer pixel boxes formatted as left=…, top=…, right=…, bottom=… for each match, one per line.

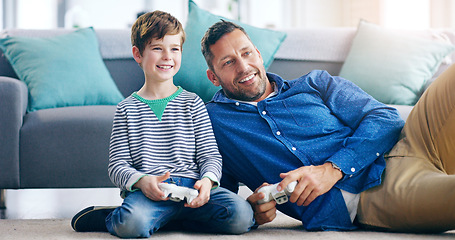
left=106, top=177, right=255, bottom=238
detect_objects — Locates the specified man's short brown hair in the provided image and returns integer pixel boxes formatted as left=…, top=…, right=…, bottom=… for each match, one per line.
left=201, top=20, right=250, bottom=71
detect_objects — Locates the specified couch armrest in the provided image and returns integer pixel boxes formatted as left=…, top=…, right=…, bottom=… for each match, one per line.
left=0, top=77, right=27, bottom=188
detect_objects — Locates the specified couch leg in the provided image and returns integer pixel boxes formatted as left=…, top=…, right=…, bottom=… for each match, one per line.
left=0, top=189, right=5, bottom=209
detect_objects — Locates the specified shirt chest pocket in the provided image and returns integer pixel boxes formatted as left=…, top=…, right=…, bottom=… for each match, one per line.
left=282, top=99, right=331, bottom=127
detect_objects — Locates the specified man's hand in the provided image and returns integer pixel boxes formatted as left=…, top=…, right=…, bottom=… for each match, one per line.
left=133, top=172, right=171, bottom=201
left=278, top=162, right=343, bottom=206
left=186, top=177, right=213, bottom=208
left=247, top=183, right=278, bottom=225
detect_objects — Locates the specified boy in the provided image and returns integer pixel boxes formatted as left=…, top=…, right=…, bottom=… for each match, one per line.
left=71, top=11, right=254, bottom=238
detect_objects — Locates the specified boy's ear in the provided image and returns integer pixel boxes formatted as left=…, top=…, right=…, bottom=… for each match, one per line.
left=132, top=46, right=142, bottom=64
left=206, top=69, right=220, bottom=86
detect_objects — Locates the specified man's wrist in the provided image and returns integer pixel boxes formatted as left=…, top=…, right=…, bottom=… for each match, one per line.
left=330, top=162, right=345, bottom=180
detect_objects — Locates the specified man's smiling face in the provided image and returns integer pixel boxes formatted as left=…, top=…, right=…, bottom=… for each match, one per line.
left=206, top=29, right=271, bottom=102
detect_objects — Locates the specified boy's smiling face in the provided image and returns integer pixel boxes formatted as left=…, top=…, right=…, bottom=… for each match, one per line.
left=133, top=32, right=183, bottom=83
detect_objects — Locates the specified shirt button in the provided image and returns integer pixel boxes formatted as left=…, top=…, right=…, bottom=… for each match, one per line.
left=376, top=152, right=380, bottom=156
left=351, top=167, right=356, bottom=172
left=262, top=111, right=267, bottom=115
left=291, top=147, right=296, bottom=151
left=276, top=131, right=281, bottom=136
left=235, top=102, right=240, bottom=106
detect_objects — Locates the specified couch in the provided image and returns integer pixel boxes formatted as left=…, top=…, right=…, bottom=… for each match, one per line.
left=1, top=27, right=454, bottom=207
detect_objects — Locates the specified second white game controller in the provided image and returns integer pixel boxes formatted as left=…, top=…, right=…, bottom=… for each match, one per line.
left=257, top=181, right=297, bottom=205
left=158, top=183, right=199, bottom=204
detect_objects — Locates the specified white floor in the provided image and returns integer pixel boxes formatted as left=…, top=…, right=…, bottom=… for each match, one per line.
left=1, top=187, right=254, bottom=219
left=1, top=188, right=123, bottom=219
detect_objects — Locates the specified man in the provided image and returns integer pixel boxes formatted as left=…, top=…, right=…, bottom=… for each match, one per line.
left=201, top=20, right=455, bottom=232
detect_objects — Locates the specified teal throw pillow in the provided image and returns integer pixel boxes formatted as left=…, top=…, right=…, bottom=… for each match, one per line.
left=174, top=0, right=287, bottom=102
left=339, top=21, right=455, bottom=105
left=0, top=27, right=124, bottom=112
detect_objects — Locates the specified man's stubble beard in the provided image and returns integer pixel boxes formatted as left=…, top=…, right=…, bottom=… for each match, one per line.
left=221, top=72, right=268, bottom=102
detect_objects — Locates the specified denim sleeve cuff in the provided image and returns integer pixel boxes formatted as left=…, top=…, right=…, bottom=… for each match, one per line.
left=326, top=148, right=362, bottom=178
left=202, top=172, right=220, bottom=189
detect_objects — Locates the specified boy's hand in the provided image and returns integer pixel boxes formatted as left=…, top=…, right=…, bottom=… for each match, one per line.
left=247, top=183, right=277, bottom=225
left=186, top=177, right=212, bottom=208
left=133, top=172, right=170, bottom=201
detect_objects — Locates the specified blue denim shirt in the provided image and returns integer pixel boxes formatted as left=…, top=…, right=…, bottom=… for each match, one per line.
left=206, top=70, right=404, bottom=231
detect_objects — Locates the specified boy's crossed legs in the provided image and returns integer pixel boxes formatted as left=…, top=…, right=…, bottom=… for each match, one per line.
left=74, top=177, right=255, bottom=238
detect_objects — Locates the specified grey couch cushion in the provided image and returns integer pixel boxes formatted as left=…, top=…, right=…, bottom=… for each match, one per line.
left=104, top=59, right=143, bottom=98
left=19, top=106, right=117, bottom=188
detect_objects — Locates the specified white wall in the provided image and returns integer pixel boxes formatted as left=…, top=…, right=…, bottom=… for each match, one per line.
left=431, top=0, right=455, bottom=28
left=65, top=0, right=150, bottom=29
left=3, top=0, right=455, bottom=30
left=16, top=0, right=58, bottom=29
left=381, top=0, right=430, bottom=29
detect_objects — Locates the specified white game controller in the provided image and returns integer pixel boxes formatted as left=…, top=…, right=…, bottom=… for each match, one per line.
left=257, top=181, right=297, bottom=205
left=158, top=183, right=199, bottom=204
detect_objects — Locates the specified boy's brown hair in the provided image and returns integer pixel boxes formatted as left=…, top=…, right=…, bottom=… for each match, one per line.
left=131, top=10, right=185, bottom=55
